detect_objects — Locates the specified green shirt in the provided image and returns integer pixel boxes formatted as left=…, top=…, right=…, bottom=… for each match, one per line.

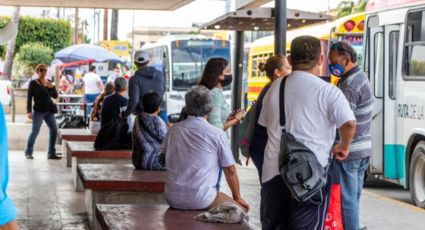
left=207, top=87, right=230, bottom=130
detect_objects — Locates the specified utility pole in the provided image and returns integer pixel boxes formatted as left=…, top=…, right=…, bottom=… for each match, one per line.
left=74, top=8, right=79, bottom=44
left=103, top=9, right=108, bottom=41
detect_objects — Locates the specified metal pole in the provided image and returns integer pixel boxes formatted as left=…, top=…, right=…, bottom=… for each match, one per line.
left=275, top=0, right=287, bottom=55
left=131, top=10, right=135, bottom=67
left=231, top=30, right=244, bottom=164
left=93, top=9, right=96, bottom=44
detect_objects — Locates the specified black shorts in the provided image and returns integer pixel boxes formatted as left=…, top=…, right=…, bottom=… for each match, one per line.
left=261, top=170, right=332, bottom=230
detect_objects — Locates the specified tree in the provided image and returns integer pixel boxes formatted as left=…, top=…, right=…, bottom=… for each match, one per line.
left=0, top=16, right=72, bottom=56
left=103, top=9, right=108, bottom=41
left=336, top=1, right=355, bottom=19
left=3, top=7, right=20, bottom=80
left=18, top=42, right=53, bottom=68
left=336, top=0, right=368, bottom=19
left=110, top=9, right=119, bottom=40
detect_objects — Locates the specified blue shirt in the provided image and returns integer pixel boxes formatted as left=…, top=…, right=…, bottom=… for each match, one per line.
left=0, top=104, right=17, bottom=225
left=162, top=116, right=235, bottom=210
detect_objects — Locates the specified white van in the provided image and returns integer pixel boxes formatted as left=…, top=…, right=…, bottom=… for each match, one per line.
left=0, top=80, right=12, bottom=106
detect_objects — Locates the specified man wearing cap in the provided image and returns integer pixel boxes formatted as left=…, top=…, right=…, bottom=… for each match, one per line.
left=328, top=41, right=373, bottom=230
left=125, top=51, right=167, bottom=123
left=100, top=77, right=128, bottom=127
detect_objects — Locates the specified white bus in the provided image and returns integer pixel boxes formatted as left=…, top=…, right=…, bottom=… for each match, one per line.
left=366, top=0, right=425, bottom=208
left=142, top=35, right=231, bottom=116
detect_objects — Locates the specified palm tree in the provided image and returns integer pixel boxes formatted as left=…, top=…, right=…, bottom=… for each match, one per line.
left=3, top=6, right=20, bottom=81
left=110, top=9, right=118, bottom=40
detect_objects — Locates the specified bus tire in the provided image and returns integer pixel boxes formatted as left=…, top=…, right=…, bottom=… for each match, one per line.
left=410, top=141, right=425, bottom=208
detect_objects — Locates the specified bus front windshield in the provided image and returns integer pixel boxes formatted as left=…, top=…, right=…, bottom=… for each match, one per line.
left=171, top=40, right=231, bottom=91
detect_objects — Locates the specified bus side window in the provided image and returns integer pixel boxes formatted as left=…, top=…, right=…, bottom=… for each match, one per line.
left=404, top=10, right=425, bottom=78
left=163, top=46, right=170, bottom=91
left=252, top=55, right=258, bottom=78
left=389, top=31, right=399, bottom=100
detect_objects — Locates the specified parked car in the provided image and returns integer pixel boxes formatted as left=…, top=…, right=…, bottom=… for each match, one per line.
left=0, top=79, right=12, bottom=106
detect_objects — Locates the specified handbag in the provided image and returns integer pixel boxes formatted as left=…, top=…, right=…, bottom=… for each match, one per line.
left=239, top=103, right=256, bottom=158
left=278, top=76, right=330, bottom=202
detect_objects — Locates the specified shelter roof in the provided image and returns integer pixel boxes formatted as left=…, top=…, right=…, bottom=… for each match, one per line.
left=202, top=7, right=332, bottom=31
left=0, top=0, right=195, bottom=10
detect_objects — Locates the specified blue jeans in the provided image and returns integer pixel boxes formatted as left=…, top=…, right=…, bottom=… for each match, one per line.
left=25, top=111, right=58, bottom=157
left=333, top=157, right=370, bottom=230
left=85, top=93, right=99, bottom=118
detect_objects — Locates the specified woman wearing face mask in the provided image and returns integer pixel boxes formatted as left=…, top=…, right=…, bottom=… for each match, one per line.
left=199, top=58, right=244, bottom=131
left=251, top=55, right=291, bottom=179
left=25, top=64, right=61, bottom=160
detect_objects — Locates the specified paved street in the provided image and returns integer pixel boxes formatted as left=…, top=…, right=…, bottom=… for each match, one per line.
left=6, top=150, right=425, bottom=230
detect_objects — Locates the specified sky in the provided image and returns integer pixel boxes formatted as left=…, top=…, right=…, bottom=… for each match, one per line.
left=0, top=0, right=345, bottom=42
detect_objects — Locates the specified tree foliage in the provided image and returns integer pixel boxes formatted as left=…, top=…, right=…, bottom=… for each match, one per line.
left=336, top=0, right=368, bottom=19
left=18, top=42, right=53, bottom=68
left=0, top=16, right=72, bottom=58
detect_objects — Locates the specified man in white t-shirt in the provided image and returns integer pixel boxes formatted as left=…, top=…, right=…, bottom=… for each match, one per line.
left=259, top=36, right=356, bottom=230
left=82, top=65, right=103, bottom=117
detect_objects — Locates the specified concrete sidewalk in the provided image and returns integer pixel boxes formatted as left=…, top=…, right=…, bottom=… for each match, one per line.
left=6, top=150, right=425, bottom=229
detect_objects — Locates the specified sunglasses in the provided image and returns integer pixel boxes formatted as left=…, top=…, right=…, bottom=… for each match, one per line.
left=38, top=68, right=47, bottom=73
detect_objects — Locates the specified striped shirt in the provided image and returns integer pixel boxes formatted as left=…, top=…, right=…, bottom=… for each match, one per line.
left=337, top=66, right=373, bottom=160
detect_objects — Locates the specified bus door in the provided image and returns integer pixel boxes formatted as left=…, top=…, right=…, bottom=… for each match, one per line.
left=383, top=24, right=401, bottom=180
left=368, top=16, right=384, bottom=174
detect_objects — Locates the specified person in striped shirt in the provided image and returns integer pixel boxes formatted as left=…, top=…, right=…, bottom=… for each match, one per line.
left=329, top=41, right=374, bottom=230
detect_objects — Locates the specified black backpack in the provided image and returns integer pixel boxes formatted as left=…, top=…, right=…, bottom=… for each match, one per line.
left=278, top=77, right=329, bottom=202
left=57, top=115, right=86, bottom=129
left=94, top=119, right=132, bottom=150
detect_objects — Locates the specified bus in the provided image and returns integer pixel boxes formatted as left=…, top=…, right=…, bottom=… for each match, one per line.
left=246, top=13, right=365, bottom=105
left=142, top=35, right=231, bottom=116
left=365, top=0, right=425, bottom=208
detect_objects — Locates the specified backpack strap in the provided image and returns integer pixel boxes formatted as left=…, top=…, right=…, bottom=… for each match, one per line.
left=279, top=77, right=288, bottom=128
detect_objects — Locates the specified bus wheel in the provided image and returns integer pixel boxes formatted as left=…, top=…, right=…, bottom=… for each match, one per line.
left=410, top=141, right=425, bottom=208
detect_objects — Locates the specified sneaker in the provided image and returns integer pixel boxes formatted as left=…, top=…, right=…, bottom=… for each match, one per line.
left=25, top=155, right=34, bottom=159
left=48, top=155, right=62, bottom=160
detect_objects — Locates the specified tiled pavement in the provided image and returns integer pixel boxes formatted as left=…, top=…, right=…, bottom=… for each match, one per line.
left=6, top=151, right=262, bottom=230
left=6, top=150, right=425, bottom=230
left=7, top=151, right=88, bottom=230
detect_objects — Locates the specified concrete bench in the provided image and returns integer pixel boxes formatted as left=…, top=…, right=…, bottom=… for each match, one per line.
left=58, top=128, right=97, bottom=142
left=67, top=141, right=132, bottom=192
left=95, top=204, right=249, bottom=230
left=58, top=129, right=97, bottom=167
left=78, top=164, right=167, bottom=229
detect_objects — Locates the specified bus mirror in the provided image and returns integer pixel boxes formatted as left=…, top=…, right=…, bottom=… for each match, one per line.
left=163, top=52, right=167, bottom=58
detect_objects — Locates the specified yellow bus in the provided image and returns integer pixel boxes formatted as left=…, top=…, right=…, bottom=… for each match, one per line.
left=247, top=13, right=365, bottom=105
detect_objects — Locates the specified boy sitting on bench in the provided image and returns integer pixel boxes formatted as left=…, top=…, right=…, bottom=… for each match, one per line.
left=132, top=91, right=167, bottom=170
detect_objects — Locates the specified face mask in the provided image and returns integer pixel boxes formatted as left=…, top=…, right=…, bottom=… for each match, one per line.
left=220, top=74, right=233, bottom=87
left=328, top=63, right=345, bottom=78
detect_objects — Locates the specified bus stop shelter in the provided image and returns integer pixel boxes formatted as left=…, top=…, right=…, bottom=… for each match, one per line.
left=1, top=0, right=331, bottom=162
left=202, top=5, right=331, bottom=159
